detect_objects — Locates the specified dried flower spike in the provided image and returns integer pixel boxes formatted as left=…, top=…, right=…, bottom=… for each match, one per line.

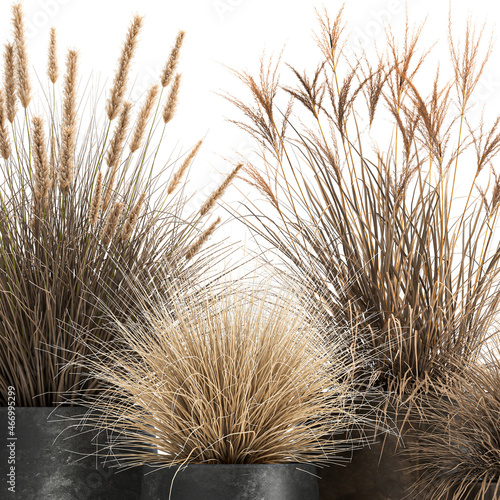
left=0, top=91, right=11, bottom=160
left=102, top=165, right=118, bottom=212
left=4, top=43, right=17, bottom=123
left=106, top=15, right=143, bottom=120
left=200, top=164, right=242, bottom=216
left=32, top=116, right=51, bottom=207
left=59, top=50, right=79, bottom=190
left=161, top=31, right=185, bottom=87
left=122, top=192, right=146, bottom=241
left=107, top=101, right=132, bottom=168
left=162, top=73, right=181, bottom=124
left=102, top=201, right=124, bottom=246
left=129, top=85, right=159, bottom=152
left=12, top=3, right=31, bottom=108
left=47, top=27, right=58, bottom=84
left=185, top=217, right=221, bottom=260
left=89, top=171, right=104, bottom=225
left=168, top=140, right=202, bottom=195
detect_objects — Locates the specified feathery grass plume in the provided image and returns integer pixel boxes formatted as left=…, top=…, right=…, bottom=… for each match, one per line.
left=200, top=163, right=242, bottom=216
left=107, top=101, right=132, bottom=168
left=3, top=43, right=17, bottom=123
left=32, top=116, right=51, bottom=207
left=185, top=216, right=221, bottom=260
left=407, top=350, right=500, bottom=500
left=66, top=281, right=363, bottom=467
left=121, top=192, right=146, bottom=241
left=47, top=27, right=58, bottom=84
left=102, top=164, right=118, bottom=212
left=106, top=15, right=143, bottom=120
left=161, top=30, right=185, bottom=87
left=12, top=3, right=31, bottom=108
left=89, top=171, right=104, bottom=226
left=129, top=84, right=159, bottom=152
left=162, top=73, right=181, bottom=124
left=59, top=49, right=78, bottom=190
left=0, top=91, right=11, bottom=159
left=229, top=8, right=500, bottom=406
left=167, top=140, right=202, bottom=194
left=102, top=201, right=124, bottom=246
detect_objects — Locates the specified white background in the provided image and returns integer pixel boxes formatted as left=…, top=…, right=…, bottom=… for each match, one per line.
left=0, top=0, right=500, bottom=260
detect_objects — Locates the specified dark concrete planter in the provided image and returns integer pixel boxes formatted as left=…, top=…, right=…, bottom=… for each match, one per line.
left=141, top=463, right=319, bottom=500
left=0, top=406, right=143, bottom=500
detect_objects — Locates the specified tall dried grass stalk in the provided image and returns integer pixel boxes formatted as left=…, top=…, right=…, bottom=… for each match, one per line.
left=129, top=84, right=159, bottom=152
left=32, top=116, right=51, bottom=207
left=12, top=3, right=31, bottom=108
left=0, top=91, right=11, bottom=160
left=68, top=284, right=361, bottom=467
left=161, top=30, right=185, bottom=87
left=185, top=216, right=221, bottom=260
left=106, top=101, right=132, bottom=168
left=3, top=43, right=17, bottom=123
left=47, top=27, right=58, bottom=84
left=89, top=171, right=103, bottom=225
left=106, top=15, right=143, bottom=120
left=121, top=192, right=146, bottom=241
left=162, top=73, right=181, bottom=124
left=167, top=140, right=202, bottom=194
left=59, top=49, right=78, bottom=190
left=200, top=163, right=242, bottom=216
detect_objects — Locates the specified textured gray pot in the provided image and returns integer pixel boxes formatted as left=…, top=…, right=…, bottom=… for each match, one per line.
left=141, top=463, right=320, bottom=500
left=0, top=406, right=143, bottom=499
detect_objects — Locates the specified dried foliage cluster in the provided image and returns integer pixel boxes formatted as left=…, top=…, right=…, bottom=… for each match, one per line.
left=68, top=281, right=363, bottom=467
left=229, top=8, right=500, bottom=398
left=0, top=3, right=238, bottom=406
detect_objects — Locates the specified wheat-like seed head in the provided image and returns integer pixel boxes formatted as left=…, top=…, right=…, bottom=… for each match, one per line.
left=167, top=140, right=202, bottom=195
left=32, top=116, right=51, bottom=207
left=185, top=216, right=221, bottom=260
left=129, top=84, right=159, bottom=152
left=102, top=201, right=124, bottom=246
left=3, top=43, right=17, bottom=123
left=200, top=164, right=242, bottom=217
left=47, top=27, right=58, bottom=84
left=161, top=30, right=185, bottom=87
left=121, top=192, right=146, bottom=241
left=0, top=91, right=11, bottom=160
left=102, top=164, right=118, bottom=213
left=162, top=73, right=181, bottom=124
left=89, top=171, right=104, bottom=226
left=12, top=3, right=31, bottom=108
left=106, top=101, right=132, bottom=169
left=106, top=15, right=143, bottom=120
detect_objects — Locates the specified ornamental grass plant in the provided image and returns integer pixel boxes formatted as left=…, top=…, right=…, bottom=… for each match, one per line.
left=64, top=279, right=364, bottom=469
left=406, top=345, right=500, bottom=499
left=0, top=3, right=239, bottom=406
left=228, top=7, right=500, bottom=402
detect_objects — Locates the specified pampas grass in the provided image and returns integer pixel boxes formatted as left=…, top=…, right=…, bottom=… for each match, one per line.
left=65, top=280, right=362, bottom=468
left=0, top=4, right=238, bottom=406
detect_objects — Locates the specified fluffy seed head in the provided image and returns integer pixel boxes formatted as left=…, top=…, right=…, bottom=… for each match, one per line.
left=162, top=73, right=181, bottom=124
left=200, top=164, right=242, bottom=217
left=106, top=101, right=132, bottom=169
left=168, top=140, right=202, bottom=195
left=32, top=116, right=51, bottom=206
left=185, top=217, right=221, bottom=260
left=47, top=27, right=58, bottom=84
left=161, top=31, right=185, bottom=87
left=3, top=43, right=17, bottom=123
left=129, top=85, right=159, bottom=152
left=89, top=171, right=104, bottom=226
left=121, top=192, right=146, bottom=241
left=0, top=91, right=11, bottom=160
left=106, top=15, right=143, bottom=120
left=102, top=201, right=124, bottom=246
left=12, top=3, right=31, bottom=108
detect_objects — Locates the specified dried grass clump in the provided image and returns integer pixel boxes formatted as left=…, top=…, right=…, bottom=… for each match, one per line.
left=0, top=5, right=238, bottom=406
left=229, top=8, right=500, bottom=397
left=69, top=282, right=361, bottom=467
left=407, top=349, right=500, bottom=500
